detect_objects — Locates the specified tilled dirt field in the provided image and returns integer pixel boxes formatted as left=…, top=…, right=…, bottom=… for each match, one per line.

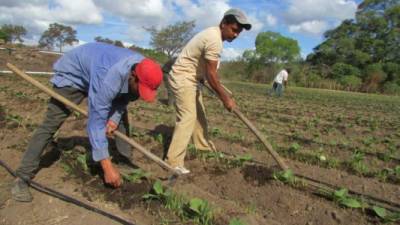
left=1, top=46, right=399, bottom=225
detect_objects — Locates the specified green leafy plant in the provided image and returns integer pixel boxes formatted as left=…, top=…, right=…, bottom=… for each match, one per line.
left=332, top=188, right=362, bottom=208
left=349, top=151, right=369, bottom=175
left=372, top=206, right=400, bottom=222
left=229, top=154, right=252, bottom=167
left=229, top=218, right=246, bottom=225
left=143, top=180, right=169, bottom=201
left=186, top=198, right=213, bottom=225
left=210, top=127, right=221, bottom=137
left=122, top=169, right=151, bottom=183
left=273, top=169, right=296, bottom=184
left=289, top=143, right=301, bottom=154
left=76, top=153, right=88, bottom=172
left=155, top=133, right=164, bottom=144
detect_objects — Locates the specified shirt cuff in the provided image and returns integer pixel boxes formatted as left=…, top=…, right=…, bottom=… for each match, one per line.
left=109, top=111, right=122, bottom=125
left=92, top=148, right=110, bottom=162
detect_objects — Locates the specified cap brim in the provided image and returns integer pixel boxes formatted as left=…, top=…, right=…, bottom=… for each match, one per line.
left=241, top=23, right=251, bottom=30
left=138, top=82, right=157, bottom=102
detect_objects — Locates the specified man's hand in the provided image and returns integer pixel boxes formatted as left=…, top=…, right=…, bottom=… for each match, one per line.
left=106, top=120, right=118, bottom=137
left=100, top=158, right=122, bottom=188
left=223, top=97, right=236, bottom=111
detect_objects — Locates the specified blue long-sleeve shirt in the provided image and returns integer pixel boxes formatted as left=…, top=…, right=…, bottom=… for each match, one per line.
left=50, top=42, right=144, bottom=161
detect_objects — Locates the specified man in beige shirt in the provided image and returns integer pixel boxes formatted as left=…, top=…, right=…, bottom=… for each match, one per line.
left=166, top=9, right=252, bottom=174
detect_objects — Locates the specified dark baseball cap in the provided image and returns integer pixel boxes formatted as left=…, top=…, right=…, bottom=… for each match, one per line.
left=224, top=8, right=252, bottom=30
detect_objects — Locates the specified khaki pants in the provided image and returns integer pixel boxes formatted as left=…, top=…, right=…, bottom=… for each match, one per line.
left=166, top=74, right=216, bottom=167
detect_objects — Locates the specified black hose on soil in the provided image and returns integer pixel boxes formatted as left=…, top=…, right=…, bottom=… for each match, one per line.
left=0, top=159, right=137, bottom=225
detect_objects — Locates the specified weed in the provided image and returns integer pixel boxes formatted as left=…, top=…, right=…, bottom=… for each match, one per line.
left=210, top=127, right=221, bottom=137
left=349, top=151, right=369, bottom=175
left=229, top=218, right=246, bottom=225
left=5, top=113, right=24, bottom=127
left=289, top=143, right=301, bottom=154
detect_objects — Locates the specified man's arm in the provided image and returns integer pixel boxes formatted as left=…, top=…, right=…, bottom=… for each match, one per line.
left=87, top=70, right=126, bottom=188
left=205, top=59, right=236, bottom=110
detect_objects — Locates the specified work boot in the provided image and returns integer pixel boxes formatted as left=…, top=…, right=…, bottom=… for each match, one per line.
left=11, top=178, right=33, bottom=202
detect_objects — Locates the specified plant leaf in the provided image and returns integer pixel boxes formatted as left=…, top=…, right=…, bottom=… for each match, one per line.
left=189, top=198, right=204, bottom=214
left=372, top=206, right=387, bottom=219
left=153, top=180, right=163, bottom=195
left=334, top=188, right=348, bottom=200
left=340, top=198, right=361, bottom=208
left=229, top=218, right=246, bottom=225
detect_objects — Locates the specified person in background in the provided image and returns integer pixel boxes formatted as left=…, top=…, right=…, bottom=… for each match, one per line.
left=270, top=68, right=291, bottom=97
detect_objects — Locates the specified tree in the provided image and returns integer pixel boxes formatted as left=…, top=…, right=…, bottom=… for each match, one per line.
left=254, top=31, right=301, bottom=64
left=94, top=36, right=114, bottom=44
left=145, top=21, right=195, bottom=57
left=0, top=29, right=10, bottom=43
left=94, top=36, right=125, bottom=48
left=1, top=24, right=27, bottom=43
left=39, top=23, right=78, bottom=52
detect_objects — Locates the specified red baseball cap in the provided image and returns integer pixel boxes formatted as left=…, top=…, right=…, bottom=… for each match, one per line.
left=135, top=58, right=163, bottom=102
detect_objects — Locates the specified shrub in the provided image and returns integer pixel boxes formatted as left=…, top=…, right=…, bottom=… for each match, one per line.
left=362, top=63, right=387, bottom=92
left=331, top=63, right=361, bottom=80
left=383, top=82, right=400, bottom=95
left=339, top=75, right=362, bottom=91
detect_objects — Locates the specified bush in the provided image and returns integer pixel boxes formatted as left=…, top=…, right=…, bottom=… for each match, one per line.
left=383, top=62, right=400, bottom=82
left=362, top=63, right=387, bottom=92
left=331, top=63, right=361, bottom=80
left=383, top=82, right=400, bottom=95
left=339, top=75, right=362, bottom=91
left=0, top=29, right=9, bottom=43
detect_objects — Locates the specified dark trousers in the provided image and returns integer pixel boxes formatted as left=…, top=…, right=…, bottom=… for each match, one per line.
left=16, top=86, right=131, bottom=181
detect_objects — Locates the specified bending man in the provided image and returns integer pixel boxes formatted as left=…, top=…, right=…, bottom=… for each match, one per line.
left=12, top=42, right=162, bottom=202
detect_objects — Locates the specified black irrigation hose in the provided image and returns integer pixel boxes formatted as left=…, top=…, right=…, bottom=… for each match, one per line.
left=0, top=159, right=137, bottom=225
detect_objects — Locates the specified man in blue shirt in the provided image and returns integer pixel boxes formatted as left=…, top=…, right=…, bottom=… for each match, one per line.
left=11, top=42, right=163, bottom=202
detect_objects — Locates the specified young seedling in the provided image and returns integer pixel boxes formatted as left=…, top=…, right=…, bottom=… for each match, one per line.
left=332, top=188, right=363, bottom=208
left=289, top=142, right=301, bottom=154
left=122, top=168, right=151, bottom=183
left=229, top=218, right=246, bottom=225
left=273, top=169, right=296, bottom=184
left=372, top=206, right=400, bottom=222
left=76, top=153, right=89, bottom=172
left=186, top=198, right=214, bottom=225
left=143, top=180, right=169, bottom=201
left=229, top=154, right=253, bottom=167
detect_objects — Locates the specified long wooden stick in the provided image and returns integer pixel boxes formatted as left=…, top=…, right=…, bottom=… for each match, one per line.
left=232, top=108, right=289, bottom=170
left=6, top=62, right=178, bottom=175
left=204, top=82, right=289, bottom=170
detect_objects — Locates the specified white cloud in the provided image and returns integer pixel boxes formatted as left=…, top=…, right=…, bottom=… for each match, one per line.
left=173, top=0, right=230, bottom=29
left=288, top=20, right=329, bottom=35
left=0, top=0, right=102, bottom=38
left=221, top=47, right=243, bottom=61
left=284, top=0, right=357, bottom=35
left=265, top=14, right=277, bottom=27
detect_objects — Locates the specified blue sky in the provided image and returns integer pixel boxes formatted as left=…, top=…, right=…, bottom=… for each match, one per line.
left=1, top=0, right=362, bottom=60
